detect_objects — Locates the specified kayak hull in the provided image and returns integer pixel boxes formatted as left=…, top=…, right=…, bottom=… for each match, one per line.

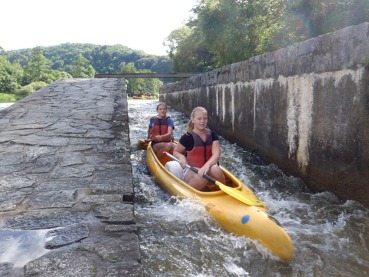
left=145, top=142, right=294, bottom=261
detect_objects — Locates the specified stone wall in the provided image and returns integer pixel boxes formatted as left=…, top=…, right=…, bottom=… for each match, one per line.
left=0, top=79, right=142, bottom=276
left=159, top=22, right=369, bottom=206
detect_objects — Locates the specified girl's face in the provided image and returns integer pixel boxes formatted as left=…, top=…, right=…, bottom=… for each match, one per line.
left=157, top=105, right=167, bottom=117
left=192, top=111, right=208, bottom=130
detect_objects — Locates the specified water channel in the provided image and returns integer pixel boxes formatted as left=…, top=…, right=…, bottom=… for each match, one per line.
left=128, top=99, right=369, bottom=277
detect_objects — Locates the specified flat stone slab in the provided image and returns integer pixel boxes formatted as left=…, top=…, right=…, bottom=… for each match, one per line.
left=34, top=179, right=90, bottom=192
left=28, top=190, right=78, bottom=209
left=45, top=223, right=90, bottom=249
left=0, top=175, right=36, bottom=191
left=0, top=78, right=142, bottom=276
left=93, top=202, right=136, bottom=224
left=0, top=191, right=31, bottom=212
left=24, top=234, right=142, bottom=277
left=4, top=211, right=87, bottom=230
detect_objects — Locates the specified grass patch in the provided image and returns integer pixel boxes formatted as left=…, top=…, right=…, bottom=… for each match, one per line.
left=0, top=93, right=17, bottom=103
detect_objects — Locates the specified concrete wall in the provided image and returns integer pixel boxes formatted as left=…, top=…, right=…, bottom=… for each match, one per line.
left=159, top=22, right=369, bottom=206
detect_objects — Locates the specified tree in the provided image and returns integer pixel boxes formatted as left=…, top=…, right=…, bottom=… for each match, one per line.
left=120, top=62, right=140, bottom=97
left=0, top=56, right=23, bottom=93
left=120, top=62, right=162, bottom=97
left=1, top=43, right=168, bottom=102
left=165, top=24, right=215, bottom=72
left=166, top=0, right=369, bottom=72
left=166, top=0, right=262, bottom=71
left=22, top=47, right=52, bottom=84
left=71, top=54, right=95, bottom=77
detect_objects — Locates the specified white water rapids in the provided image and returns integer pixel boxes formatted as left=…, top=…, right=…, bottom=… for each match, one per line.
left=129, top=99, right=369, bottom=277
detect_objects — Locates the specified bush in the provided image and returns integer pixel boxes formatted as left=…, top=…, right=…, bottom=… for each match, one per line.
left=15, top=81, right=48, bottom=100
left=30, top=81, right=48, bottom=91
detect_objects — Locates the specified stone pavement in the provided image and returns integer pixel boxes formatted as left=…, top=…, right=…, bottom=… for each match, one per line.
left=0, top=79, right=142, bottom=276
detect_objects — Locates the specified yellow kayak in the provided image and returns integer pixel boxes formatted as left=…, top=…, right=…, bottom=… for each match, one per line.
left=145, top=141, right=294, bottom=261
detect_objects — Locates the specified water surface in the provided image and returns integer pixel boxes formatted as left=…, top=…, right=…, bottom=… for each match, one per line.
left=129, top=99, right=369, bottom=277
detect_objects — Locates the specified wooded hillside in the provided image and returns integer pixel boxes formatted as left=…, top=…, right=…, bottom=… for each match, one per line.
left=0, top=43, right=171, bottom=101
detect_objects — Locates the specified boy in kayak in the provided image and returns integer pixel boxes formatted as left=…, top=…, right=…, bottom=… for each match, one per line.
left=148, top=102, right=175, bottom=159
left=173, top=106, right=226, bottom=191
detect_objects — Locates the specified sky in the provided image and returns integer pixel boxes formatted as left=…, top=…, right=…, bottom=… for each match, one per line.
left=0, top=0, right=197, bottom=56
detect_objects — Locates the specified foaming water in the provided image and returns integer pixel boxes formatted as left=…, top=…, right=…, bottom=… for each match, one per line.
left=0, top=103, right=14, bottom=110
left=129, top=99, right=369, bottom=276
left=0, top=229, right=50, bottom=268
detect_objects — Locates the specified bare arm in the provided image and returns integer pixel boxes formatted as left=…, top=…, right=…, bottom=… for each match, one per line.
left=173, top=143, right=187, bottom=168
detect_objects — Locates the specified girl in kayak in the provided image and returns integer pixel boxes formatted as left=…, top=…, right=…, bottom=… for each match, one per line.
left=148, top=102, right=175, bottom=159
left=173, top=106, right=226, bottom=191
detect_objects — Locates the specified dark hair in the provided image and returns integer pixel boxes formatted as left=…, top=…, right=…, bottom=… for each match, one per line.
left=156, top=102, right=167, bottom=111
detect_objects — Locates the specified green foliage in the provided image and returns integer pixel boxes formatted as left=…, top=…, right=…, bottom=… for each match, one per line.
left=0, top=55, right=22, bottom=93
left=0, top=43, right=170, bottom=101
left=16, top=81, right=48, bottom=99
left=166, top=25, right=216, bottom=72
left=167, top=0, right=275, bottom=71
left=71, top=54, right=95, bottom=77
left=3, top=43, right=173, bottom=76
left=120, top=63, right=162, bottom=98
left=22, top=47, right=52, bottom=84
left=0, top=93, right=17, bottom=102
left=30, top=81, right=48, bottom=91
left=167, top=0, right=369, bottom=72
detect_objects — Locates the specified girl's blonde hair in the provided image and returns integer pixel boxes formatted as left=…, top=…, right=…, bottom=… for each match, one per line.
left=186, top=106, right=207, bottom=132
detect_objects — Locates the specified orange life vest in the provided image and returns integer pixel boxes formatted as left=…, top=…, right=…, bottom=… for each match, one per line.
left=186, top=129, right=213, bottom=168
left=150, top=116, right=172, bottom=142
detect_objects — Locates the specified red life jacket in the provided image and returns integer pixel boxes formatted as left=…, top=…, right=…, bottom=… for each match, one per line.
left=187, top=129, right=213, bottom=168
left=151, top=116, right=172, bottom=142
